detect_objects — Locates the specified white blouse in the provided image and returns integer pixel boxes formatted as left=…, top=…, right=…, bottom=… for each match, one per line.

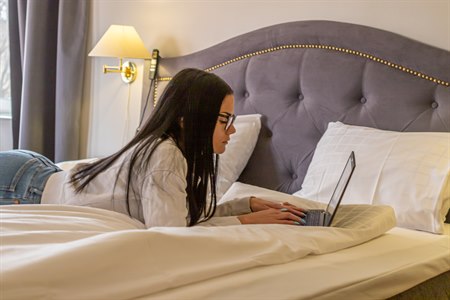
left=42, top=138, right=251, bottom=227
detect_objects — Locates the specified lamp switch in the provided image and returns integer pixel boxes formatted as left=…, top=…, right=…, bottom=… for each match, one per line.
left=149, top=49, right=159, bottom=80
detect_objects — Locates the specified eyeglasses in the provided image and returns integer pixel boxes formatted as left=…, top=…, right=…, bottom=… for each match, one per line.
left=218, top=113, right=236, bottom=131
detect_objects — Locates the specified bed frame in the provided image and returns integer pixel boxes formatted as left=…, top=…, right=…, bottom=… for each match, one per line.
left=142, top=20, right=449, bottom=297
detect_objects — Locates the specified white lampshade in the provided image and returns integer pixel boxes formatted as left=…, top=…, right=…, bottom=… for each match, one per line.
left=89, top=25, right=151, bottom=59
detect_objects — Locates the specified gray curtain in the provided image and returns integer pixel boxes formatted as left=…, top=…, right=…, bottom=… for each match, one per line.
left=8, top=0, right=89, bottom=162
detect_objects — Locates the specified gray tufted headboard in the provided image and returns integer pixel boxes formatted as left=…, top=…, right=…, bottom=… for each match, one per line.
left=143, top=20, right=449, bottom=194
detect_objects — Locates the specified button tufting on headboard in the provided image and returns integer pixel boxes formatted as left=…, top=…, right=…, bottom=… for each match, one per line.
left=148, top=21, right=449, bottom=193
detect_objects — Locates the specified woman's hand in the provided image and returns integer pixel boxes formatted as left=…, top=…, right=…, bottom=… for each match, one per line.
left=250, top=197, right=306, bottom=217
left=237, top=197, right=307, bottom=225
left=237, top=208, right=306, bottom=225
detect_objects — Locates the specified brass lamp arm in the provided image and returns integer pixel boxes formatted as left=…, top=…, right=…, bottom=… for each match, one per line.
left=102, top=58, right=137, bottom=84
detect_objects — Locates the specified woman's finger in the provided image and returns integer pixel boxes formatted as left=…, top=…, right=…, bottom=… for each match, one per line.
left=276, top=219, right=305, bottom=226
left=281, top=202, right=308, bottom=212
left=279, top=212, right=303, bottom=222
left=280, top=207, right=306, bottom=217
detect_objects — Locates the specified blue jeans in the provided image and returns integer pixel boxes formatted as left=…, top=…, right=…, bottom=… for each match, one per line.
left=0, top=150, right=61, bottom=205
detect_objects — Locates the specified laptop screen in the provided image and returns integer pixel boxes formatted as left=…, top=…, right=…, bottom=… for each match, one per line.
left=324, top=151, right=356, bottom=226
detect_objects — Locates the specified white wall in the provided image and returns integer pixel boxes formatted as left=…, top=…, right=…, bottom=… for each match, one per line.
left=0, top=117, right=12, bottom=151
left=84, top=0, right=449, bottom=158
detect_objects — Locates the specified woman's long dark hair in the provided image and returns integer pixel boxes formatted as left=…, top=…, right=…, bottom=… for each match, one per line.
left=70, top=68, right=233, bottom=226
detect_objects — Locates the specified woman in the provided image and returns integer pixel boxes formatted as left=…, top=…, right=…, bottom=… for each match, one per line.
left=0, top=68, right=306, bottom=227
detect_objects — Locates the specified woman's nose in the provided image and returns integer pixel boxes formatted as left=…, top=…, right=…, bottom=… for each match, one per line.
left=228, top=124, right=236, bottom=135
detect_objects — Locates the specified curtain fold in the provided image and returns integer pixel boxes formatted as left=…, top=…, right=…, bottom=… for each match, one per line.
left=8, top=0, right=89, bottom=162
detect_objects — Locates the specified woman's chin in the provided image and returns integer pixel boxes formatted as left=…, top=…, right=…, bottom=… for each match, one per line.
left=214, top=145, right=226, bottom=154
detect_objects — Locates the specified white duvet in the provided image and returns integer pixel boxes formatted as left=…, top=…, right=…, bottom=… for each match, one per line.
left=0, top=183, right=395, bottom=300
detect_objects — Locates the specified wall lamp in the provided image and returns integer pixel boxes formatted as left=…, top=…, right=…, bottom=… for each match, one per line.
left=89, top=25, right=151, bottom=84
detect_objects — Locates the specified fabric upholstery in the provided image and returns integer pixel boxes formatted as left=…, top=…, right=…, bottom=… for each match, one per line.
left=8, top=0, right=89, bottom=162
left=145, top=20, right=450, bottom=194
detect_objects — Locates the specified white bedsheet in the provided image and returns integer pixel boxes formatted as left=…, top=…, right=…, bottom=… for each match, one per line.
left=1, top=199, right=395, bottom=300
left=144, top=225, right=450, bottom=300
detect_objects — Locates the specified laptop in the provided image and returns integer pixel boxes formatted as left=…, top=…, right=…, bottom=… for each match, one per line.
left=304, top=151, right=356, bottom=227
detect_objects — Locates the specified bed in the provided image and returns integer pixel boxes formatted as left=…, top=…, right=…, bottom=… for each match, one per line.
left=1, top=20, right=449, bottom=299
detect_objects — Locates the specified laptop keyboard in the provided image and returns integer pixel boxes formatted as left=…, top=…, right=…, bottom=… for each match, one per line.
left=305, top=210, right=323, bottom=226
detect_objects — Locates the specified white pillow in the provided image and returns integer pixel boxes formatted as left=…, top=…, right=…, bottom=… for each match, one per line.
left=294, top=122, right=450, bottom=234
left=216, top=114, right=262, bottom=200
left=221, top=182, right=325, bottom=210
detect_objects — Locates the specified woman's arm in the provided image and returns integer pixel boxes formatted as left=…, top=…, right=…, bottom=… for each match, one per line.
left=140, top=170, right=189, bottom=227
left=202, top=197, right=306, bottom=226
left=138, top=140, right=190, bottom=228
left=214, top=197, right=252, bottom=216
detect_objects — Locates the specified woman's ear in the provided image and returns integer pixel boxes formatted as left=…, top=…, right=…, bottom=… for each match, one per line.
left=179, top=117, right=184, bottom=129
